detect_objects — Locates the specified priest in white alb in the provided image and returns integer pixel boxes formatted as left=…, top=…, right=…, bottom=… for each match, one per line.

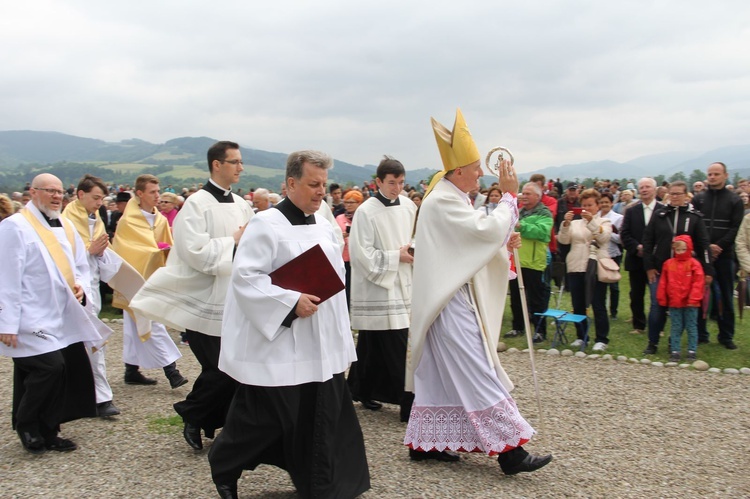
left=404, top=109, right=553, bottom=475
left=0, top=173, right=107, bottom=454
left=348, top=156, right=417, bottom=421
left=130, top=141, right=253, bottom=451
left=63, top=174, right=124, bottom=418
left=111, top=174, right=186, bottom=388
left=208, top=150, right=369, bottom=499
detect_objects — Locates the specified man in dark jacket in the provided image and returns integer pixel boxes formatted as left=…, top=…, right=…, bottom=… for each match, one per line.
left=620, top=178, right=662, bottom=336
left=555, top=183, right=580, bottom=232
left=642, top=181, right=713, bottom=354
left=691, top=162, right=745, bottom=349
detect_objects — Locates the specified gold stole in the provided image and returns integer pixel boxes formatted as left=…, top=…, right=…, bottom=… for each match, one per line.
left=22, top=208, right=77, bottom=292
left=110, top=199, right=172, bottom=342
left=111, top=198, right=173, bottom=284
left=63, top=199, right=106, bottom=249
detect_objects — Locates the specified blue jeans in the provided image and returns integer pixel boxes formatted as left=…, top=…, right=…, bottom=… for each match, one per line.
left=669, top=307, right=699, bottom=352
left=647, top=276, right=668, bottom=346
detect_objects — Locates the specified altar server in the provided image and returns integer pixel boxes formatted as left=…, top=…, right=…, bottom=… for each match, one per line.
left=131, top=141, right=253, bottom=450
left=348, top=156, right=417, bottom=420
left=0, top=173, right=106, bottom=453
left=208, top=150, right=369, bottom=499
left=112, top=174, right=186, bottom=388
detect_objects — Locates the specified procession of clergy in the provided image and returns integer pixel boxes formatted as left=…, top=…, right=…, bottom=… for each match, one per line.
left=0, top=109, right=552, bottom=499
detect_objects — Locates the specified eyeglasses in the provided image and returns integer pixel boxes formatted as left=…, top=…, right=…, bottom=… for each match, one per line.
left=222, top=159, right=243, bottom=166
left=35, top=188, right=65, bottom=196
left=159, top=200, right=173, bottom=204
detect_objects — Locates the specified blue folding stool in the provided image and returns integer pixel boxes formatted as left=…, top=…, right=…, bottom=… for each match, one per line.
left=534, top=309, right=589, bottom=351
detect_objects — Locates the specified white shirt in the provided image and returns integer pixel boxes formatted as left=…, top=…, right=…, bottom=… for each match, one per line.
left=643, top=199, right=657, bottom=226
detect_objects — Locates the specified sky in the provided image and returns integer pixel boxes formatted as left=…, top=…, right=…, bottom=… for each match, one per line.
left=2, top=1, right=750, bottom=173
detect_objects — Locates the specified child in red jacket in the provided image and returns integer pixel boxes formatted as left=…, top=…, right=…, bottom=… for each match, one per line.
left=656, top=234, right=705, bottom=361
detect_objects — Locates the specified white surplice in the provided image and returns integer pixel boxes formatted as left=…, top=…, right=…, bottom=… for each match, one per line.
left=404, top=179, right=535, bottom=455
left=349, top=195, right=417, bottom=330
left=72, top=214, right=124, bottom=403
left=130, top=189, right=253, bottom=336
left=0, top=203, right=106, bottom=359
left=219, top=208, right=355, bottom=387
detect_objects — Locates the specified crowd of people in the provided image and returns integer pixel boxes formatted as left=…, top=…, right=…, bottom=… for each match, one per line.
left=0, top=108, right=748, bottom=497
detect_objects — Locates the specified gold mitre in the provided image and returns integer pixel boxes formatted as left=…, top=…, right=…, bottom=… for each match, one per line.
left=431, top=107, right=480, bottom=172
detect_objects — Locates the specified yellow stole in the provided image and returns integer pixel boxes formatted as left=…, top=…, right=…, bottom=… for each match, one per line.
left=22, top=208, right=77, bottom=293
left=63, top=199, right=106, bottom=249
left=111, top=198, right=173, bottom=313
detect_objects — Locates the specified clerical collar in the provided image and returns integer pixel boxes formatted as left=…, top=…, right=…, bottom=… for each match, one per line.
left=203, top=179, right=234, bottom=203
left=41, top=211, right=62, bottom=228
left=274, top=198, right=316, bottom=225
left=375, top=190, right=400, bottom=207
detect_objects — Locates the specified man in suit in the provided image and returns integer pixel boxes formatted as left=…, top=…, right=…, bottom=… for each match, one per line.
left=620, top=178, right=662, bottom=340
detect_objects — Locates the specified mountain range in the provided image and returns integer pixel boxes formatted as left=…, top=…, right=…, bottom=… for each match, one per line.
left=2, top=130, right=750, bottom=192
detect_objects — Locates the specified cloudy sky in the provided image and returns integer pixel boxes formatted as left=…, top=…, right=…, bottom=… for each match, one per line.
left=2, top=1, right=749, bottom=173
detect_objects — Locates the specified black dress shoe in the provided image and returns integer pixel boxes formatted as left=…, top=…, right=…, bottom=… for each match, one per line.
left=124, top=371, right=158, bottom=385
left=360, top=399, right=382, bottom=411
left=45, top=436, right=78, bottom=452
left=18, top=431, right=45, bottom=454
left=721, top=340, right=738, bottom=350
left=215, top=483, right=238, bottom=499
left=183, top=422, right=203, bottom=450
left=97, top=401, right=121, bottom=417
left=501, top=453, right=553, bottom=475
left=168, top=372, right=189, bottom=389
left=409, top=448, right=460, bottom=462
left=643, top=343, right=658, bottom=355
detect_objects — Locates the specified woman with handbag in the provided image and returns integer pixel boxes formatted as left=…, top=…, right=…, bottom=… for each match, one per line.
left=557, top=188, right=613, bottom=351
left=598, top=192, right=624, bottom=320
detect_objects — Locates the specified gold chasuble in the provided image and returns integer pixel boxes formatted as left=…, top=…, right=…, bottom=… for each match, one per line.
left=111, top=198, right=173, bottom=337
left=21, top=208, right=77, bottom=292
left=64, top=199, right=106, bottom=250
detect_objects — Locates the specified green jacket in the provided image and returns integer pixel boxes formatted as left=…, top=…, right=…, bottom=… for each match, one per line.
left=517, top=202, right=553, bottom=271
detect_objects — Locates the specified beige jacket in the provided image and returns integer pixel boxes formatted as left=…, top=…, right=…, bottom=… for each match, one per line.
left=556, top=216, right=612, bottom=273
left=735, top=213, right=750, bottom=274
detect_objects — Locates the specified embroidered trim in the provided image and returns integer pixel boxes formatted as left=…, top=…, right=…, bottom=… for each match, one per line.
left=404, top=399, right=535, bottom=456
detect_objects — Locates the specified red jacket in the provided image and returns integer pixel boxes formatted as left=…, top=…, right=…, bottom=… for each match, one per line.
left=656, top=234, right=705, bottom=308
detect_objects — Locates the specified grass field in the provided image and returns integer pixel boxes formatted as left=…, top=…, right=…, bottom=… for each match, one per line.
left=98, top=162, right=282, bottom=180
left=501, top=270, right=750, bottom=369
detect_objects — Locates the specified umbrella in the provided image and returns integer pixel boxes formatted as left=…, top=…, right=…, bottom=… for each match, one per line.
left=737, top=276, right=749, bottom=320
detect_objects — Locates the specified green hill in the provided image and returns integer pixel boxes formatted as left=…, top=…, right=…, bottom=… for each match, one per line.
left=0, top=131, right=433, bottom=192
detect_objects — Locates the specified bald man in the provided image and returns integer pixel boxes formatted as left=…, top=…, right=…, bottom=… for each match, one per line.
left=0, top=174, right=105, bottom=453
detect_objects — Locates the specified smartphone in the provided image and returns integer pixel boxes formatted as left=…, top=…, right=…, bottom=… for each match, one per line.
left=571, top=207, right=584, bottom=215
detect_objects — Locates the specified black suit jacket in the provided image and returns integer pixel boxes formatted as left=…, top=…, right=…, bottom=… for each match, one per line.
left=620, top=201, right=663, bottom=272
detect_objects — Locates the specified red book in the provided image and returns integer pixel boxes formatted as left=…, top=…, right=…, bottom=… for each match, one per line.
left=269, top=244, right=345, bottom=304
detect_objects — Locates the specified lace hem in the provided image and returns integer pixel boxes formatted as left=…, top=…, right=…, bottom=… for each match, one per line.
left=404, top=399, right=535, bottom=456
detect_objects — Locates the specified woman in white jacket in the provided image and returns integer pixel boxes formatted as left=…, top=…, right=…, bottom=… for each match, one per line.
left=557, top=188, right=612, bottom=351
